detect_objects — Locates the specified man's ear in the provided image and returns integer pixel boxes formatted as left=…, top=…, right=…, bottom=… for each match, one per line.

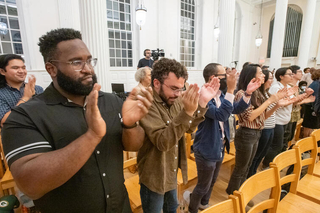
left=153, top=79, right=161, bottom=89
left=0, top=68, right=6, bottom=75
left=45, top=62, right=57, bottom=78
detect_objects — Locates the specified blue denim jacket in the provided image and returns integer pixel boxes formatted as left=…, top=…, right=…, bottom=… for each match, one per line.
left=193, top=92, right=250, bottom=162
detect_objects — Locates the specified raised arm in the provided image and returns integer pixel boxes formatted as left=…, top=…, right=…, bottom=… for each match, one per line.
left=1, top=75, right=36, bottom=127
left=121, top=86, right=153, bottom=151
left=6, top=84, right=106, bottom=200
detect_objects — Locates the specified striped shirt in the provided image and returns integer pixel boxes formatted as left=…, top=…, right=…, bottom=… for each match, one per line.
left=264, top=93, right=276, bottom=129
left=0, top=83, right=43, bottom=122
left=235, top=90, right=266, bottom=130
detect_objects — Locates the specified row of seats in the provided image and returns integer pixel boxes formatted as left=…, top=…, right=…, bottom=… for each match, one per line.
left=123, top=119, right=239, bottom=212
left=202, top=128, right=320, bottom=213
left=0, top=134, right=16, bottom=197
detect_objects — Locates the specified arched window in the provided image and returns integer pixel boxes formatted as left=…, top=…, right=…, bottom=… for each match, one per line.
left=0, top=0, right=23, bottom=55
left=107, top=0, right=133, bottom=67
left=267, top=5, right=303, bottom=58
left=180, top=0, right=195, bottom=68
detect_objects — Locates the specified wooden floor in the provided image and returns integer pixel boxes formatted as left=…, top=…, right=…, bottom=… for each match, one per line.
left=124, top=161, right=273, bottom=213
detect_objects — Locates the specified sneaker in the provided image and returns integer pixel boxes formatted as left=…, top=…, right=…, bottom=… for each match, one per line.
left=183, top=190, right=191, bottom=207
left=199, top=203, right=210, bottom=210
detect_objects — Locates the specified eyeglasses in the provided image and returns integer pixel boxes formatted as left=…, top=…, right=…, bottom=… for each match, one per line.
left=216, top=74, right=227, bottom=78
left=50, top=58, right=98, bottom=72
left=284, top=73, right=294, bottom=76
left=162, top=83, right=186, bottom=94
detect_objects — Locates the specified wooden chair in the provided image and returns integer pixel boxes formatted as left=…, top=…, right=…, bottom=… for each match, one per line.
left=177, top=133, right=198, bottom=204
left=294, top=137, right=320, bottom=204
left=310, top=129, right=320, bottom=178
left=288, top=118, right=303, bottom=147
left=123, top=157, right=141, bottom=212
left=0, top=135, right=16, bottom=197
left=233, top=167, right=281, bottom=213
left=201, top=195, right=240, bottom=213
left=271, top=147, right=320, bottom=212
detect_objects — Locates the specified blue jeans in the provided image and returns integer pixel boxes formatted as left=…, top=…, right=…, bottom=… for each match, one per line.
left=248, top=128, right=274, bottom=178
left=140, top=183, right=179, bottom=213
left=188, top=153, right=223, bottom=213
left=263, top=124, right=287, bottom=167
left=226, top=127, right=261, bottom=194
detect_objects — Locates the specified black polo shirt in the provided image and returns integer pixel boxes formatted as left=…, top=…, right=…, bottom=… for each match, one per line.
left=2, top=83, right=131, bottom=213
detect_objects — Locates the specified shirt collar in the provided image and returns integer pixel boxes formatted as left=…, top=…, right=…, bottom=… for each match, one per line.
left=5, top=82, right=25, bottom=90
left=42, top=82, right=102, bottom=106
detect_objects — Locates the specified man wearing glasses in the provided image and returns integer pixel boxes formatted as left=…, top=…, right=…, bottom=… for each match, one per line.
left=137, top=58, right=220, bottom=212
left=184, top=63, right=258, bottom=212
left=2, top=28, right=153, bottom=213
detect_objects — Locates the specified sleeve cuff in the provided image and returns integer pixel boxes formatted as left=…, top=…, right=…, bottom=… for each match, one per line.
left=225, top=93, right=235, bottom=104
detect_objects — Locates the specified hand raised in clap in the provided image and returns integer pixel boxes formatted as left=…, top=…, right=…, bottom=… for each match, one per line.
left=182, top=84, right=200, bottom=116
left=122, top=87, right=153, bottom=126
left=198, top=77, right=220, bottom=108
left=86, top=83, right=107, bottom=141
left=23, top=75, right=36, bottom=101
left=246, top=78, right=261, bottom=95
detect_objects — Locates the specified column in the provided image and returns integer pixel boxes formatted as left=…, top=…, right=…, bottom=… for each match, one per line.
left=297, top=0, right=317, bottom=69
left=269, top=0, right=288, bottom=70
left=79, top=0, right=111, bottom=92
left=57, top=0, right=81, bottom=30
left=218, top=0, right=235, bottom=67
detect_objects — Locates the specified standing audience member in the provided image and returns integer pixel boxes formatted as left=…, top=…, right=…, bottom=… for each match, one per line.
left=135, top=67, right=152, bottom=89
left=138, top=58, right=220, bottom=213
left=248, top=70, right=276, bottom=177
left=282, top=65, right=303, bottom=151
left=0, top=54, right=43, bottom=127
left=263, top=67, right=312, bottom=167
left=301, top=67, right=312, bottom=86
left=137, top=49, right=154, bottom=69
left=2, top=28, right=153, bottom=213
left=184, top=63, right=260, bottom=213
left=302, top=68, right=320, bottom=137
left=226, top=64, right=286, bottom=194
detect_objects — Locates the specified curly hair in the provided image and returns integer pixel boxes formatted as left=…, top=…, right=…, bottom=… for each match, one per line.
left=135, top=67, right=151, bottom=82
left=0, top=54, right=25, bottom=88
left=151, top=58, right=188, bottom=87
left=38, top=28, right=82, bottom=63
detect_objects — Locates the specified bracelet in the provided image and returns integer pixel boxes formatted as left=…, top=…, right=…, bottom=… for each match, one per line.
left=20, top=98, right=27, bottom=103
left=244, top=91, right=252, bottom=97
left=121, top=121, right=139, bottom=129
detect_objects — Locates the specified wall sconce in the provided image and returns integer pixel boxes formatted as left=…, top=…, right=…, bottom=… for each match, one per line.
left=255, top=0, right=263, bottom=47
left=136, top=0, right=147, bottom=30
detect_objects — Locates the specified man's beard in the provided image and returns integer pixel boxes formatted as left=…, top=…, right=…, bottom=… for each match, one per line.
left=159, top=85, right=176, bottom=106
left=56, top=69, right=97, bottom=96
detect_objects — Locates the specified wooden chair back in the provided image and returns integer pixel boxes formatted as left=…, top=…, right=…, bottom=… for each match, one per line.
left=294, top=119, right=303, bottom=142
left=310, top=129, right=320, bottom=154
left=201, top=195, right=240, bottom=213
left=272, top=147, right=301, bottom=193
left=295, top=137, right=317, bottom=175
left=233, top=167, right=280, bottom=213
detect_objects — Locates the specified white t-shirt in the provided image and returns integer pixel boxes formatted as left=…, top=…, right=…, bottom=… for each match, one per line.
left=269, top=81, right=293, bottom=125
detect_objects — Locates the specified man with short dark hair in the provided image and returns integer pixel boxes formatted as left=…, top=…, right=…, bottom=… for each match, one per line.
left=137, top=49, right=153, bottom=69
left=138, top=58, right=220, bottom=212
left=0, top=54, right=43, bottom=127
left=2, top=28, right=153, bottom=213
left=185, top=63, right=258, bottom=212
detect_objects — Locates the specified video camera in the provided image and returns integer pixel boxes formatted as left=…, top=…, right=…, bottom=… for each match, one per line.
left=151, top=48, right=165, bottom=61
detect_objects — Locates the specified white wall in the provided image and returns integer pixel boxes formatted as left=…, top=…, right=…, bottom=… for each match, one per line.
left=16, top=0, right=320, bottom=92
left=256, top=0, right=320, bottom=69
